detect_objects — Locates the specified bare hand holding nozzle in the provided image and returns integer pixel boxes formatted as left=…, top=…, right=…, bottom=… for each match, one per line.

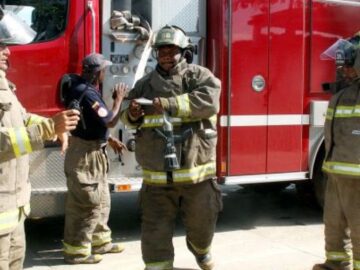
left=153, top=97, right=164, bottom=113
left=128, top=99, right=144, bottom=121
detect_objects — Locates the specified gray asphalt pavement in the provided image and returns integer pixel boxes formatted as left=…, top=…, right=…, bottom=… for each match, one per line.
left=23, top=184, right=325, bottom=270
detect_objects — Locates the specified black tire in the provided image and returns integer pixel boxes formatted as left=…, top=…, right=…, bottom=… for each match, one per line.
left=296, top=146, right=327, bottom=209
left=242, top=182, right=290, bottom=193
left=312, top=158, right=327, bottom=208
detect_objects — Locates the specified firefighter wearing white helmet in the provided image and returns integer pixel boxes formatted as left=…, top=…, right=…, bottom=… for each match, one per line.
left=121, top=25, right=222, bottom=270
left=0, top=8, right=80, bottom=270
left=313, top=32, right=360, bottom=270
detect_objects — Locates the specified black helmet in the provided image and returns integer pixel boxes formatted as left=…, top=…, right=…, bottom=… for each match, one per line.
left=321, top=33, right=360, bottom=67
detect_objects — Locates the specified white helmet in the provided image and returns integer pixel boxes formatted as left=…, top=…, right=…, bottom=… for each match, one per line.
left=0, top=8, right=35, bottom=45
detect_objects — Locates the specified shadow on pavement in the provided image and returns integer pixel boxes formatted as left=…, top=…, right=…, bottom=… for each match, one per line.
left=24, top=184, right=323, bottom=268
left=216, top=184, right=323, bottom=232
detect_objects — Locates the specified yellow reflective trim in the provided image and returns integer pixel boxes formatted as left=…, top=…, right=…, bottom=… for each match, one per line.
left=143, top=162, right=216, bottom=184
left=176, top=94, right=191, bottom=117
left=323, top=161, right=360, bottom=176
left=331, top=105, right=360, bottom=118
left=326, top=251, right=351, bottom=262
left=143, top=170, right=167, bottom=184
left=145, top=260, right=173, bottom=270
left=63, top=241, right=91, bottom=256
left=26, top=114, right=46, bottom=126
left=19, top=127, right=32, bottom=154
left=326, top=108, right=334, bottom=120
left=174, top=162, right=216, bottom=182
left=0, top=208, right=20, bottom=232
left=92, top=231, right=112, bottom=247
left=354, top=260, right=360, bottom=270
left=141, top=114, right=216, bottom=128
left=8, top=127, right=32, bottom=157
left=188, top=240, right=210, bottom=255
left=8, top=128, right=21, bottom=157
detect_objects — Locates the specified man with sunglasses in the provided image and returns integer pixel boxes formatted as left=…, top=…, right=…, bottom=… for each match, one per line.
left=121, top=25, right=222, bottom=270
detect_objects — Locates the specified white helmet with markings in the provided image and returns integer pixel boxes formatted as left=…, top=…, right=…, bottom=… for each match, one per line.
left=0, top=8, right=35, bottom=45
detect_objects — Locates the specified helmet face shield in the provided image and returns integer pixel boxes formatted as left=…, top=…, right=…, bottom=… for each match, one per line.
left=321, top=39, right=355, bottom=66
left=0, top=10, right=35, bottom=45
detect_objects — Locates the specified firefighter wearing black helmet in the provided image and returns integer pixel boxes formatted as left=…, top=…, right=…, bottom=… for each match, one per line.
left=0, top=8, right=80, bottom=270
left=120, top=25, right=222, bottom=270
left=313, top=32, right=360, bottom=270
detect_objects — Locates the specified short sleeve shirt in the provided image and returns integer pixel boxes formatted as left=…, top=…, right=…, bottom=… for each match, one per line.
left=68, top=76, right=113, bottom=141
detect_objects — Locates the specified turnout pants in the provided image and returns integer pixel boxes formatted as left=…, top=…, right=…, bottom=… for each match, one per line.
left=140, top=179, right=222, bottom=270
left=322, top=174, right=360, bottom=270
left=0, top=213, right=26, bottom=270
left=63, top=137, right=112, bottom=258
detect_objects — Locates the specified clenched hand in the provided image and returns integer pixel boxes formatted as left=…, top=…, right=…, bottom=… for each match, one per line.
left=52, top=109, right=80, bottom=155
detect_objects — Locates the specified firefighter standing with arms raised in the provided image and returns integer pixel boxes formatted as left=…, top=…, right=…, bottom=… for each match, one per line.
left=0, top=10, right=80, bottom=270
left=313, top=32, right=360, bottom=270
left=121, top=25, right=222, bottom=270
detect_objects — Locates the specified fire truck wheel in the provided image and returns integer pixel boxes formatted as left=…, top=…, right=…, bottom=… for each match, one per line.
left=312, top=161, right=327, bottom=208
left=296, top=161, right=327, bottom=209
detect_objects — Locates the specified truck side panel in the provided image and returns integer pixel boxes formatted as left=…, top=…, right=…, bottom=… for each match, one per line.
left=267, top=1, right=308, bottom=173
left=227, top=0, right=270, bottom=175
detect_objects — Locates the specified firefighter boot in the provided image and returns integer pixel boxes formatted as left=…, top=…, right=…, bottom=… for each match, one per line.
left=312, top=261, right=351, bottom=270
left=64, top=254, right=103, bottom=264
left=92, top=242, right=125, bottom=254
left=186, top=239, right=214, bottom=270
left=196, top=253, right=215, bottom=270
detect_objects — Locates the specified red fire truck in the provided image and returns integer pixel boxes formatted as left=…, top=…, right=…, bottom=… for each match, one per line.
left=4, top=0, right=360, bottom=217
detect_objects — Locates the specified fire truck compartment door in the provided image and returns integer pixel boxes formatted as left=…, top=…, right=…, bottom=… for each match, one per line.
left=228, top=1, right=270, bottom=175
left=227, top=1, right=308, bottom=176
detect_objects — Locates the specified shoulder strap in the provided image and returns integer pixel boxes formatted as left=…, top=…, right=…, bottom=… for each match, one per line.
left=77, top=83, right=91, bottom=103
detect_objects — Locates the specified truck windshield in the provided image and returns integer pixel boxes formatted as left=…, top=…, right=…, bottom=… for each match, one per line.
left=3, top=0, right=68, bottom=43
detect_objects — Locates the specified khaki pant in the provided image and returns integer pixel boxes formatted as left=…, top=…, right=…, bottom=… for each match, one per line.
left=0, top=216, right=25, bottom=270
left=139, top=179, right=222, bottom=269
left=63, top=137, right=112, bottom=258
left=322, top=174, right=360, bottom=270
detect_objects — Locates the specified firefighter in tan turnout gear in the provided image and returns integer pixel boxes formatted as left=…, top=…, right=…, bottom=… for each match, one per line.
left=121, top=25, right=222, bottom=270
left=0, top=10, right=80, bottom=270
left=62, top=53, right=127, bottom=264
left=313, top=33, right=360, bottom=270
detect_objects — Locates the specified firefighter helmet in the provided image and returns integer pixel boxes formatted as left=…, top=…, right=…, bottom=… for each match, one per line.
left=321, top=33, right=360, bottom=67
left=0, top=8, right=35, bottom=45
left=152, top=25, right=191, bottom=49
